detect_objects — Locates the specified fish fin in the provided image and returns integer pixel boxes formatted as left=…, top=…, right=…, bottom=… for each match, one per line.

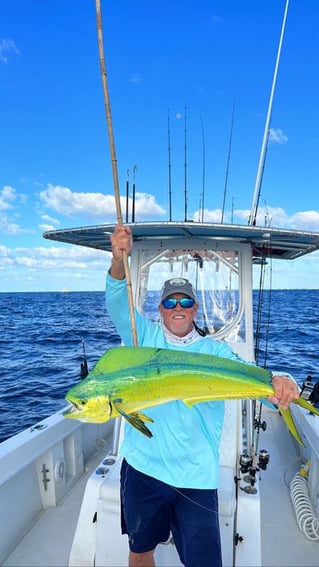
left=294, top=397, right=319, bottom=416
left=113, top=399, right=154, bottom=438
left=92, top=346, right=162, bottom=374
left=183, top=397, right=214, bottom=408
left=280, top=408, right=305, bottom=446
left=124, top=412, right=154, bottom=438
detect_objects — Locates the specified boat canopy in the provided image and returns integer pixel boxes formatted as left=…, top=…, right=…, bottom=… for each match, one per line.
left=43, top=221, right=319, bottom=261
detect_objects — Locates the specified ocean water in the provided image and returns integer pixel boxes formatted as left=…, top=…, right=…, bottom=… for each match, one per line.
left=0, top=289, right=318, bottom=443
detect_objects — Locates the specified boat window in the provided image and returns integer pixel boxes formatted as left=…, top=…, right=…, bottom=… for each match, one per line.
left=136, top=248, right=245, bottom=342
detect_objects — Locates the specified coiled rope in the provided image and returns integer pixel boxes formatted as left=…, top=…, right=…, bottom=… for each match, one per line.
left=290, top=463, right=319, bottom=541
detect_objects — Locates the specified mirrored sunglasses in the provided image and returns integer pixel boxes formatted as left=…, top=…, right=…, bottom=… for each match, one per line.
left=161, top=297, right=195, bottom=309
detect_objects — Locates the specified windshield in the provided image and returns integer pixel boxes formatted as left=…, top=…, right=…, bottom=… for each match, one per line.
left=135, top=247, right=245, bottom=342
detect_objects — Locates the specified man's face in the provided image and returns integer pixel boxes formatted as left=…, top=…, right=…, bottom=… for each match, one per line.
left=159, top=293, right=198, bottom=337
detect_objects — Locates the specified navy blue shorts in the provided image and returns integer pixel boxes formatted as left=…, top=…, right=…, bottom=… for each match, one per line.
left=120, top=459, right=222, bottom=567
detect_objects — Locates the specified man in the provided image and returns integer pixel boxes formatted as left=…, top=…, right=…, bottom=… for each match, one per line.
left=106, top=225, right=299, bottom=567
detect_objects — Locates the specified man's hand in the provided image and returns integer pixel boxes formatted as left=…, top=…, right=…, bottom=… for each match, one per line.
left=268, top=375, right=300, bottom=409
left=109, top=225, right=133, bottom=280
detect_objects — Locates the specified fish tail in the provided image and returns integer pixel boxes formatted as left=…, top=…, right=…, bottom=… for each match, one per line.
left=294, top=397, right=319, bottom=416
left=280, top=408, right=305, bottom=446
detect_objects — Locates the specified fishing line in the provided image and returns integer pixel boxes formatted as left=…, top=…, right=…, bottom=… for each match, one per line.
left=170, top=485, right=219, bottom=515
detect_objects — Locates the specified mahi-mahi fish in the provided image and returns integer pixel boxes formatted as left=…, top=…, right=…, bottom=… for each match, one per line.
left=64, top=346, right=318, bottom=443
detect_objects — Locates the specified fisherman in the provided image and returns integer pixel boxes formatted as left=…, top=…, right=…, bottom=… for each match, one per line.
left=106, top=224, right=299, bottom=567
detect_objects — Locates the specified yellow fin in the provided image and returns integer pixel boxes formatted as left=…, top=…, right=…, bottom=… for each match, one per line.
left=280, top=408, right=305, bottom=446
left=183, top=397, right=215, bottom=408
left=113, top=399, right=154, bottom=438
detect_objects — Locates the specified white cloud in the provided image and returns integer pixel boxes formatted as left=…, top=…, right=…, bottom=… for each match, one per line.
left=15, top=245, right=106, bottom=261
left=0, top=213, right=33, bottom=235
left=39, top=184, right=165, bottom=219
left=0, top=244, right=12, bottom=258
left=39, top=223, right=56, bottom=232
left=269, top=128, right=288, bottom=144
left=0, top=244, right=107, bottom=273
left=0, top=38, right=20, bottom=63
left=39, top=214, right=60, bottom=232
left=192, top=208, right=223, bottom=223
left=129, top=73, right=142, bottom=83
left=0, top=186, right=17, bottom=210
left=192, top=205, right=319, bottom=232
left=290, top=210, right=319, bottom=231
left=41, top=214, right=60, bottom=225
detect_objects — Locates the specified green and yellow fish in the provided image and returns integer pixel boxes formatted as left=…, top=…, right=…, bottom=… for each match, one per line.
left=64, top=346, right=318, bottom=443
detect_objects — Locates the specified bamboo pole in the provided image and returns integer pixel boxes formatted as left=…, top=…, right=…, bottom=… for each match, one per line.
left=95, top=0, right=138, bottom=347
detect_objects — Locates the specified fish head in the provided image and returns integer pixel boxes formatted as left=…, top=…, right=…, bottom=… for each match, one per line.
left=63, top=393, right=112, bottom=423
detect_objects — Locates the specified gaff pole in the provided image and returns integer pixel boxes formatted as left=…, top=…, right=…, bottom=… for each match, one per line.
left=95, top=0, right=138, bottom=347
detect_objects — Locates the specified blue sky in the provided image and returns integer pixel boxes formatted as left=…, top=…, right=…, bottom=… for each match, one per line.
left=1, top=0, right=318, bottom=292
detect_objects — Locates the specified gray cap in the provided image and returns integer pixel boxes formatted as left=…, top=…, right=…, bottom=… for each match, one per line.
left=160, top=277, right=197, bottom=302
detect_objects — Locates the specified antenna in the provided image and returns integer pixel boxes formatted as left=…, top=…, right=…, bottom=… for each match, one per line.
left=168, top=109, right=172, bottom=221
left=221, top=101, right=235, bottom=223
left=249, top=0, right=290, bottom=226
left=184, top=106, right=188, bottom=221
left=200, top=115, right=206, bottom=222
left=263, top=198, right=271, bottom=227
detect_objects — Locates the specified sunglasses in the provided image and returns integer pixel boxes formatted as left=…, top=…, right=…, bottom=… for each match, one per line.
left=161, top=297, right=195, bottom=309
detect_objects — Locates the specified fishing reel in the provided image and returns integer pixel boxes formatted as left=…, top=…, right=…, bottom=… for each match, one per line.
left=239, top=449, right=270, bottom=474
left=239, top=449, right=270, bottom=494
left=258, top=449, right=270, bottom=470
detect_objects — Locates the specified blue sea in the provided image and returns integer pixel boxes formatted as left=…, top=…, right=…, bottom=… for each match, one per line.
left=1, top=289, right=318, bottom=443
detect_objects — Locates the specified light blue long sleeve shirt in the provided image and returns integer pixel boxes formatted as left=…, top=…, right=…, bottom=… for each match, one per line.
left=105, top=273, right=242, bottom=489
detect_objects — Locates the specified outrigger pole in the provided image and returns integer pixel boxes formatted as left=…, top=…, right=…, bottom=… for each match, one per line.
left=249, top=0, right=290, bottom=226
left=95, top=0, right=138, bottom=347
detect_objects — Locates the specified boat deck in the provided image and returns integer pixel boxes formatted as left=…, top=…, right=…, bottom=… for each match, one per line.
left=260, top=407, right=319, bottom=567
left=3, top=448, right=108, bottom=567
left=3, top=408, right=319, bottom=567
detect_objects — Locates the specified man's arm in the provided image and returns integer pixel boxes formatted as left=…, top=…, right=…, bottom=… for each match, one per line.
left=109, top=225, right=133, bottom=280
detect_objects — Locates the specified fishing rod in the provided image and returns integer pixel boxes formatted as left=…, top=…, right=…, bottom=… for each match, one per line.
left=167, top=109, right=172, bottom=221
left=200, top=115, right=206, bottom=222
left=249, top=0, right=290, bottom=226
left=125, top=169, right=129, bottom=223
left=221, top=101, right=235, bottom=223
left=132, top=165, right=137, bottom=222
left=184, top=106, right=188, bottom=222
left=95, top=0, right=138, bottom=347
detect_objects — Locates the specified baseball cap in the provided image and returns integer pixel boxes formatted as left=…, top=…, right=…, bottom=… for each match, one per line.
left=160, top=277, right=197, bottom=302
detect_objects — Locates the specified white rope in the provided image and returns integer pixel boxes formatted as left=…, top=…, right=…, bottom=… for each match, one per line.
left=290, top=470, right=319, bottom=541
